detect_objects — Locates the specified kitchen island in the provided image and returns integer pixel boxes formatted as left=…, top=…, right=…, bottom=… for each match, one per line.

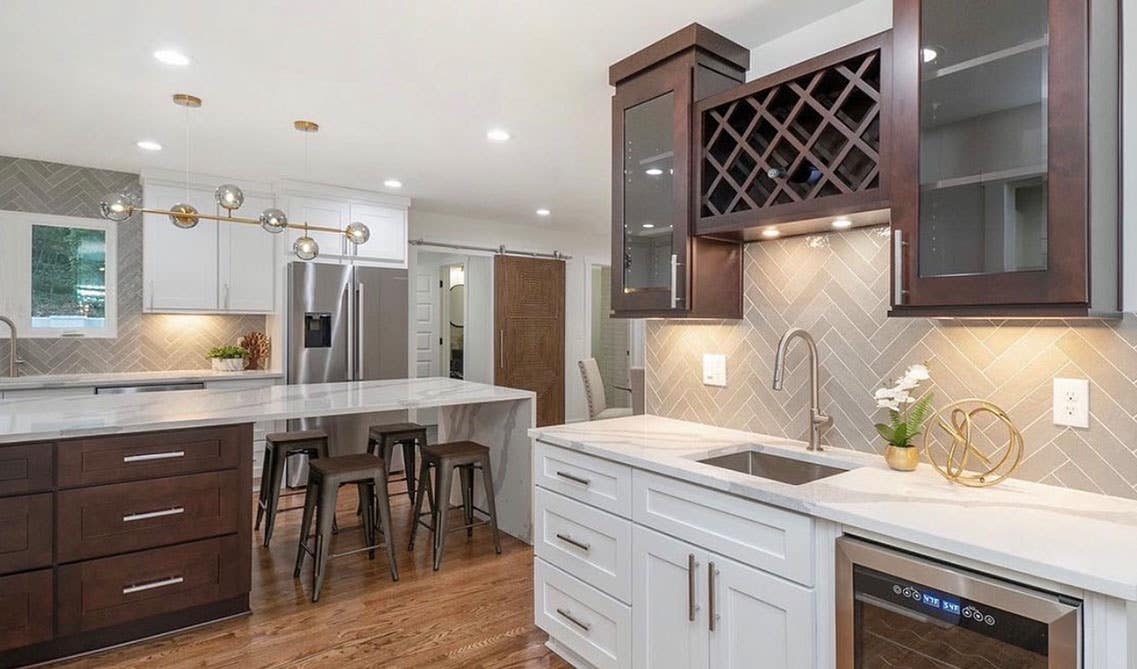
left=0, top=377, right=535, bottom=666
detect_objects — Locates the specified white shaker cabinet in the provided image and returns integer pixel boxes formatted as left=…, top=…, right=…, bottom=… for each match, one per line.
left=275, top=181, right=410, bottom=268
left=218, top=193, right=276, bottom=313
left=143, top=182, right=219, bottom=311
left=349, top=202, right=407, bottom=265
left=632, top=526, right=709, bottom=669
left=282, top=195, right=350, bottom=258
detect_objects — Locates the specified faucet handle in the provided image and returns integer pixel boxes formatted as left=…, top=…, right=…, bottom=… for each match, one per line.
left=812, top=408, right=833, bottom=427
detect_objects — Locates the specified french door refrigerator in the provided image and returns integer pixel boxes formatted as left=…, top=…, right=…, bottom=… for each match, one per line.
left=286, top=262, right=408, bottom=483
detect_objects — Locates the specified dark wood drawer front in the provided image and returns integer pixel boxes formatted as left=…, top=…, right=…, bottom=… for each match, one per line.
left=58, top=426, right=241, bottom=488
left=0, top=494, right=53, bottom=575
left=57, top=470, right=240, bottom=563
left=0, top=443, right=53, bottom=496
left=0, top=569, right=53, bottom=652
left=57, top=535, right=244, bottom=635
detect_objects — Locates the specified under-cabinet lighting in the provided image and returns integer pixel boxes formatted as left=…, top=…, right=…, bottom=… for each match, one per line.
left=761, top=228, right=780, bottom=239
left=832, top=218, right=853, bottom=230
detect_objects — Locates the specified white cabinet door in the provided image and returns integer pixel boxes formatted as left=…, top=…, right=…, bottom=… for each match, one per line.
left=632, top=526, right=708, bottom=669
left=349, top=202, right=406, bottom=266
left=708, top=554, right=815, bottom=669
left=144, top=184, right=219, bottom=311
left=219, top=194, right=276, bottom=312
left=285, top=195, right=349, bottom=258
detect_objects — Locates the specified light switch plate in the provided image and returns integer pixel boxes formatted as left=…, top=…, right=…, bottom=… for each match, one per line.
left=702, top=353, right=727, bottom=387
left=1052, top=378, right=1089, bottom=429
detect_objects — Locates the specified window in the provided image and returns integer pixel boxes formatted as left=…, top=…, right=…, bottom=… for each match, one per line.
left=0, top=210, right=117, bottom=338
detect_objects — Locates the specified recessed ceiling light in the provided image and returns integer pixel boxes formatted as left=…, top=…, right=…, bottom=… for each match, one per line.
left=536, top=208, right=551, bottom=217
left=153, top=49, right=190, bottom=66
left=642, top=223, right=655, bottom=229
left=487, top=128, right=511, bottom=142
left=832, top=218, right=853, bottom=229
left=645, top=168, right=664, bottom=176
left=136, top=140, right=162, bottom=151
left=921, top=47, right=939, bottom=63
left=383, top=178, right=403, bottom=189
left=761, top=228, right=780, bottom=239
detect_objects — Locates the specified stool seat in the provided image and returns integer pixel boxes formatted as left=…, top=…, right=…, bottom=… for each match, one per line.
left=266, top=429, right=328, bottom=444
left=310, top=453, right=385, bottom=480
left=368, top=422, right=426, bottom=440
left=421, top=440, right=488, bottom=460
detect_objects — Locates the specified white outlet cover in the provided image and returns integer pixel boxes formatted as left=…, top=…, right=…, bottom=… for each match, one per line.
left=702, top=353, right=727, bottom=387
left=1052, top=378, right=1090, bottom=429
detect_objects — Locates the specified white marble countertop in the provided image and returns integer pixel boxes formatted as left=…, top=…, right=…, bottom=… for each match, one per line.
left=0, top=369, right=283, bottom=391
left=0, top=377, right=533, bottom=443
left=530, top=415, right=1137, bottom=601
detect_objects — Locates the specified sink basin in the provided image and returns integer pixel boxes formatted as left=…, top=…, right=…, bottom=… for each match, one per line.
left=696, top=449, right=847, bottom=485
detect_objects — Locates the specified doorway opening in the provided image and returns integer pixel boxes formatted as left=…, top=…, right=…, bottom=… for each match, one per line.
left=589, top=265, right=631, bottom=411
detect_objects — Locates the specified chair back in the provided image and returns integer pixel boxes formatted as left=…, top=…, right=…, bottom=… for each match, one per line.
left=578, top=358, right=608, bottom=420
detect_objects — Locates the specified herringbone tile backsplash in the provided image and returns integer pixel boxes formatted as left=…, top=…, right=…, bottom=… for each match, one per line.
left=0, top=155, right=265, bottom=375
left=646, top=226, right=1137, bottom=499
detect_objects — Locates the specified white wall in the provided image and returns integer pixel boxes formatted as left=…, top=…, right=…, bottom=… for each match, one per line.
left=749, top=0, right=1134, bottom=311
left=408, top=210, right=609, bottom=423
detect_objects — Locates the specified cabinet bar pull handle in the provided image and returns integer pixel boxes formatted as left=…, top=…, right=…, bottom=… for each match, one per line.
left=555, top=533, right=590, bottom=552
left=669, top=253, right=679, bottom=309
left=123, top=450, right=185, bottom=463
left=893, top=229, right=907, bottom=305
left=556, top=608, right=591, bottom=632
left=554, top=471, right=590, bottom=486
left=688, top=553, right=698, bottom=622
left=499, top=329, right=505, bottom=369
left=122, top=575, right=184, bottom=595
left=123, top=506, right=185, bottom=523
left=345, top=284, right=354, bottom=382
left=708, top=562, right=718, bottom=631
left=357, top=282, right=366, bottom=379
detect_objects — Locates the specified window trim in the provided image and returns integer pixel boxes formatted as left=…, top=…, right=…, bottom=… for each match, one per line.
left=0, top=209, right=118, bottom=339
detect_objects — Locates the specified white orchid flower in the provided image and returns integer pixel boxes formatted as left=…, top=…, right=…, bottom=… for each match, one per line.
left=905, top=364, right=931, bottom=382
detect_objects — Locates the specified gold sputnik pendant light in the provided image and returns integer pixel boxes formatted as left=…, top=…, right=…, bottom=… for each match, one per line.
left=98, top=94, right=371, bottom=261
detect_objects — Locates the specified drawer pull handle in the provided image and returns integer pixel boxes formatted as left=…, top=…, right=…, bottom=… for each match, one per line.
left=555, top=533, right=591, bottom=552
left=122, top=575, right=184, bottom=595
left=688, top=553, right=698, bottom=622
left=123, top=506, right=185, bottom=523
left=123, top=450, right=185, bottom=463
left=555, top=471, right=590, bottom=486
left=556, top=608, right=591, bottom=632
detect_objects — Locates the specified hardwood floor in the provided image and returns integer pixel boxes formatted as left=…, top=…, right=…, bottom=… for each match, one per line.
left=56, top=484, right=570, bottom=668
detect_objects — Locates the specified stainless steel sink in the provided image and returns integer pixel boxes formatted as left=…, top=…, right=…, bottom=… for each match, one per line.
left=696, top=450, right=847, bottom=485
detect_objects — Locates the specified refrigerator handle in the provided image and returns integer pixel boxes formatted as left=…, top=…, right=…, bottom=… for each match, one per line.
left=357, top=281, right=365, bottom=380
left=345, top=283, right=354, bottom=381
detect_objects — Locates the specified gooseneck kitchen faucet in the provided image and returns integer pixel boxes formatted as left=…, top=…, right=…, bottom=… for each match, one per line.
left=772, top=327, right=832, bottom=451
left=0, top=316, right=22, bottom=378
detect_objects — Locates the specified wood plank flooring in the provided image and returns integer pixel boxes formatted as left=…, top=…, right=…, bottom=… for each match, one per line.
left=56, top=485, right=570, bottom=669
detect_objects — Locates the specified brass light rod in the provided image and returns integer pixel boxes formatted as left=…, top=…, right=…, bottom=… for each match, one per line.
left=128, top=206, right=345, bottom=235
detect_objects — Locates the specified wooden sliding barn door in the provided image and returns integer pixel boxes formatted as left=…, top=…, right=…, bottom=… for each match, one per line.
left=494, top=255, right=565, bottom=426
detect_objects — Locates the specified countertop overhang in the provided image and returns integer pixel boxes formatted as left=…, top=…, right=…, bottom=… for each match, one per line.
left=0, top=369, right=284, bottom=391
left=0, top=377, right=534, bottom=443
left=530, top=415, right=1137, bottom=602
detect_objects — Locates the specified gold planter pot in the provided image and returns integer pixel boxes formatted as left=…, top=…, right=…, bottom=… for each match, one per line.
left=884, top=444, right=920, bottom=472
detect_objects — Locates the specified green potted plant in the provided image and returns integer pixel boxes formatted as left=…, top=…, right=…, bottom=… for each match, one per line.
left=207, top=345, right=248, bottom=372
left=873, top=364, right=934, bottom=471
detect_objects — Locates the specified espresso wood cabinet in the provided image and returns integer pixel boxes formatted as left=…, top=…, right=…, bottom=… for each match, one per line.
left=609, top=24, right=748, bottom=318
left=889, top=0, right=1121, bottom=317
left=695, top=32, right=892, bottom=240
left=0, top=424, right=252, bottom=666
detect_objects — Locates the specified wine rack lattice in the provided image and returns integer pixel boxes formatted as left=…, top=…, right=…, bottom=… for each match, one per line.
left=700, top=49, right=883, bottom=218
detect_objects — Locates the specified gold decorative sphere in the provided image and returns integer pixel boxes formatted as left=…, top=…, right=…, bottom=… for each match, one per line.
left=923, top=399, right=1023, bottom=487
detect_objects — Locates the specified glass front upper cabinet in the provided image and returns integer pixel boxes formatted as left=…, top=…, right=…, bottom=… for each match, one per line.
left=622, top=91, right=677, bottom=295
left=890, top=0, right=1119, bottom=316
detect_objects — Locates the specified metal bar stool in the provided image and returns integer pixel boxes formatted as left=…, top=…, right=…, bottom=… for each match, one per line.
left=409, top=441, right=502, bottom=571
left=293, top=453, right=398, bottom=602
left=256, top=429, right=329, bottom=547
left=366, top=422, right=427, bottom=501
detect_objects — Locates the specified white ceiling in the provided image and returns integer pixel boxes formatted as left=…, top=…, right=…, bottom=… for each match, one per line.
left=0, top=0, right=860, bottom=234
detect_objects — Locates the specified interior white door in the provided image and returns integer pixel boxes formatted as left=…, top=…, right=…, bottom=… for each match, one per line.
left=708, top=554, right=815, bottom=669
left=349, top=202, right=406, bottom=265
left=143, top=183, right=219, bottom=311
left=632, top=526, right=709, bottom=669
left=413, top=267, right=440, bottom=424
left=219, top=194, right=276, bottom=312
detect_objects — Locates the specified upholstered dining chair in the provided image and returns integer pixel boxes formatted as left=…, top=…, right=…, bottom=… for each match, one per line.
left=579, top=358, right=634, bottom=421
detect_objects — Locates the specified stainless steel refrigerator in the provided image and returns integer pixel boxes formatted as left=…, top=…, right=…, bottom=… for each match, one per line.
left=285, top=262, right=409, bottom=483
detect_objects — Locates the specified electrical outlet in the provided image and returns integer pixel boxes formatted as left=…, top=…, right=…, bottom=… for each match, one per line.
left=1052, top=378, right=1089, bottom=429
left=702, top=353, right=727, bottom=387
